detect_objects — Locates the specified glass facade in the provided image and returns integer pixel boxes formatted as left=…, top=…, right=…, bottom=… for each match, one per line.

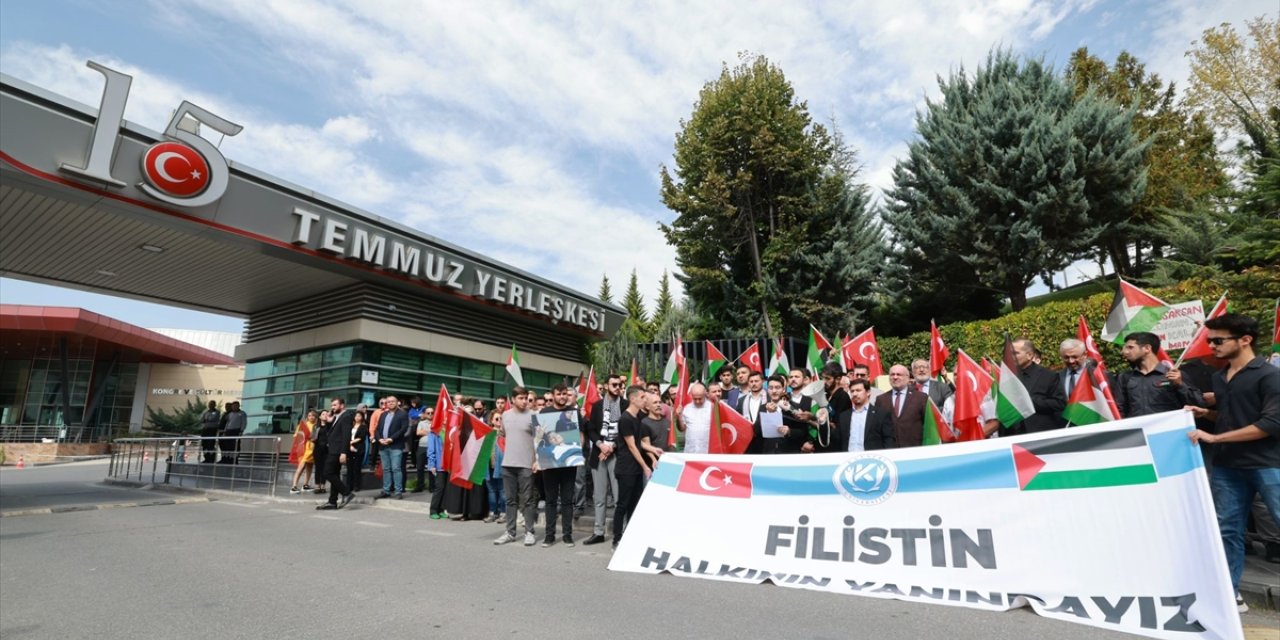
left=240, top=342, right=567, bottom=434
left=0, top=334, right=139, bottom=430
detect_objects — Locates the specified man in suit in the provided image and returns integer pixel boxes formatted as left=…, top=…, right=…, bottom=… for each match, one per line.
left=318, top=397, right=356, bottom=510
left=874, top=364, right=927, bottom=448
left=736, top=371, right=768, bottom=453
left=829, top=379, right=896, bottom=452
left=754, top=374, right=809, bottom=454
left=372, top=394, right=409, bottom=499
left=911, top=359, right=953, bottom=406
left=1009, top=338, right=1067, bottom=434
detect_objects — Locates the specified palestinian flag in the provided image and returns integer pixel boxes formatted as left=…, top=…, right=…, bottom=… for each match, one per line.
left=929, top=319, right=950, bottom=377
left=1101, top=280, right=1169, bottom=345
left=767, top=338, right=790, bottom=377
left=995, top=334, right=1035, bottom=429
left=708, top=400, right=753, bottom=455
left=660, top=334, right=683, bottom=393
left=451, top=411, right=497, bottom=489
left=1178, top=293, right=1228, bottom=364
left=1012, top=428, right=1157, bottom=491
left=1273, top=298, right=1279, bottom=354
left=1062, top=367, right=1118, bottom=426
left=921, top=396, right=956, bottom=445
left=705, top=341, right=729, bottom=381
left=806, top=325, right=833, bottom=374
left=504, top=344, right=525, bottom=390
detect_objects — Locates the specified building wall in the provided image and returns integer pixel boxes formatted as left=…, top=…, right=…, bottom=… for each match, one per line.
left=143, top=363, right=244, bottom=426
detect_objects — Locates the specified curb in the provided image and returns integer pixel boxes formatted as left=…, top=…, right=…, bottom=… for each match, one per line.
left=0, top=496, right=211, bottom=518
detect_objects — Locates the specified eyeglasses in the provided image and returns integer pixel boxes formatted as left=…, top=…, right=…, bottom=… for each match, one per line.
left=608, top=382, right=622, bottom=387
left=1206, top=336, right=1241, bottom=346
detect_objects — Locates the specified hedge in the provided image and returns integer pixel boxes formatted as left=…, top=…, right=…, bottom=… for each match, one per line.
left=876, top=266, right=1279, bottom=373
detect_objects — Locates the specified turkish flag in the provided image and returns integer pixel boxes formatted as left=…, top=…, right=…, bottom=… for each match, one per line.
left=738, top=343, right=762, bottom=373
left=1180, top=293, right=1229, bottom=364
left=580, top=367, right=601, bottom=419
left=711, top=401, right=754, bottom=454
left=952, top=350, right=991, bottom=441
left=929, top=320, right=950, bottom=377
left=842, top=328, right=884, bottom=379
left=676, top=460, right=753, bottom=498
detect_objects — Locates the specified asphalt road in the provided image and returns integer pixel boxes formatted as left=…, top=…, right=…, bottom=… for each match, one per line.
left=1, top=462, right=1277, bottom=640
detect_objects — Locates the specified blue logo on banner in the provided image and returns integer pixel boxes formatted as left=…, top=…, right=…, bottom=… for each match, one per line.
left=834, top=454, right=899, bottom=505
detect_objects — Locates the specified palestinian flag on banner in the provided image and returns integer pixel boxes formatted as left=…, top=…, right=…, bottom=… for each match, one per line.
left=504, top=344, right=525, bottom=391
left=1178, top=293, right=1229, bottom=364
left=995, top=335, right=1035, bottom=429
left=451, top=411, right=497, bottom=489
left=921, top=396, right=956, bottom=445
left=579, top=367, right=601, bottom=419
left=1062, top=366, right=1119, bottom=426
left=1101, top=280, right=1169, bottom=345
left=708, top=400, right=753, bottom=455
left=806, top=325, right=833, bottom=375
left=767, top=338, right=790, bottom=377
left=1012, top=428, right=1157, bottom=491
left=705, top=341, right=729, bottom=381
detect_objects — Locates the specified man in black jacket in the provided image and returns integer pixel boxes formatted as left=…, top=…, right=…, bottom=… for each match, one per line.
left=1007, top=338, right=1066, bottom=434
left=829, top=379, right=896, bottom=452
left=372, top=394, right=410, bottom=499
left=319, top=397, right=356, bottom=510
left=582, top=374, right=626, bottom=545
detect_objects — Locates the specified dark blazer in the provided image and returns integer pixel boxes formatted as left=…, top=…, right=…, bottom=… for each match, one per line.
left=326, top=408, right=356, bottom=452
left=584, top=396, right=628, bottom=469
left=748, top=407, right=808, bottom=454
left=370, top=408, right=409, bottom=446
left=1058, top=361, right=1115, bottom=401
left=831, top=405, right=896, bottom=452
left=920, top=379, right=953, bottom=406
left=1011, top=363, right=1067, bottom=434
left=874, top=387, right=927, bottom=448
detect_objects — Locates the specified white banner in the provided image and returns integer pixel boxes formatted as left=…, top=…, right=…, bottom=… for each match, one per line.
left=610, top=411, right=1242, bottom=640
left=1154, top=300, right=1205, bottom=351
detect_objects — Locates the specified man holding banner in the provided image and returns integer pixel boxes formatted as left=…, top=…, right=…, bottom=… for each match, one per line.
left=1116, top=332, right=1204, bottom=419
left=1187, top=313, right=1280, bottom=614
left=538, top=384, right=584, bottom=547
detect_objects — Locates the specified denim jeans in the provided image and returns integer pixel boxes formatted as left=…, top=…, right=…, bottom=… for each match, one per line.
left=1210, top=466, right=1280, bottom=590
left=487, top=472, right=506, bottom=515
left=379, top=447, right=405, bottom=495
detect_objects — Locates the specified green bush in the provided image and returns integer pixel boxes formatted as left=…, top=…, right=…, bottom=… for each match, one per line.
left=877, top=266, right=1279, bottom=372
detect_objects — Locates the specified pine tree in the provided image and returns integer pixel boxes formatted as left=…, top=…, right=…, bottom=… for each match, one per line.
left=652, top=270, right=674, bottom=332
left=619, top=269, right=653, bottom=342
left=883, top=49, right=1147, bottom=312
left=598, top=274, right=614, bottom=304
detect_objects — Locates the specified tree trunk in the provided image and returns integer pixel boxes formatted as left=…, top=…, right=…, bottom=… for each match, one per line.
left=1008, top=286, right=1027, bottom=312
left=1106, top=236, right=1131, bottom=277
left=743, top=206, right=773, bottom=337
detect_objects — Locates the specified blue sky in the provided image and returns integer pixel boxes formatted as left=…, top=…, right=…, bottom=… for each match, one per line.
left=0, top=0, right=1270, bottom=335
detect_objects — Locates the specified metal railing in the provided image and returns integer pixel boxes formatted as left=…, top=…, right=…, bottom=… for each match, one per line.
left=107, top=435, right=285, bottom=496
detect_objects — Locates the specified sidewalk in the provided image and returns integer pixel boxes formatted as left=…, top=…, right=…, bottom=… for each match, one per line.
left=1242, top=546, right=1280, bottom=611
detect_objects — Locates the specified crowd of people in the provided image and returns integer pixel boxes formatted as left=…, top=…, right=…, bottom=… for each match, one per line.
left=276, top=313, right=1277, bottom=612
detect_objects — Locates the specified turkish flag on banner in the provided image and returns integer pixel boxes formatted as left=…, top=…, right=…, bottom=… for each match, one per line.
left=738, top=343, right=762, bottom=373
left=675, top=460, right=753, bottom=499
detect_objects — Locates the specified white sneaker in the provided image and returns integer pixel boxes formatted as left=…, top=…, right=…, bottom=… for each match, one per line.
left=493, top=533, right=517, bottom=545
left=1236, top=592, right=1248, bottom=613
left=523, top=532, right=536, bottom=546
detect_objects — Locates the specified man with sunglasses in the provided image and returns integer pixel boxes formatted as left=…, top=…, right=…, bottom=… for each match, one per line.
left=583, top=374, right=627, bottom=545
left=1114, top=332, right=1204, bottom=418
left=1186, top=314, right=1280, bottom=613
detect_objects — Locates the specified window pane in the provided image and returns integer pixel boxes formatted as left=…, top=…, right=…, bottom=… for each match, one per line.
left=272, top=356, right=297, bottom=375
left=381, top=346, right=421, bottom=371
left=297, top=350, right=322, bottom=372
left=422, top=353, right=457, bottom=375
left=460, top=380, right=493, bottom=400
left=460, top=360, right=496, bottom=382
left=321, top=367, right=353, bottom=388
left=244, top=360, right=271, bottom=379
left=323, top=345, right=356, bottom=367
left=379, top=369, right=419, bottom=391
left=295, top=372, right=321, bottom=391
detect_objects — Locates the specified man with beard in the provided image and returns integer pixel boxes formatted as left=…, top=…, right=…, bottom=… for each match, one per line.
left=1115, top=332, right=1203, bottom=418
left=582, top=374, right=626, bottom=546
left=1004, top=339, right=1066, bottom=434
left=538, top=384, right=582, bottom=547
left=317, top=397, right=355, bottom=510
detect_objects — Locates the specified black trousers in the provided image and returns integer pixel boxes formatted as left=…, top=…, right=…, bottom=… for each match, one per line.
left=542, top=467, right=577, bottom=539
left=218, top=431, right=240, bottom=463
left=429, top=471, right=448, bottom=515
left=312, top=445, right=328, bottom=485
left=200, top=428, right=218, bottom=463
left=325, top=454, right=349, bottom=505
left=613, top=473, right=645, bottom=542
left=415, top=447, right=428, bottom=490
left=345, top=450, right=362, bottom=492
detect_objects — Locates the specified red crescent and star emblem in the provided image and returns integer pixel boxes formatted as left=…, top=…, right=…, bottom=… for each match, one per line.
left=141, top=141, right=210, bottom=198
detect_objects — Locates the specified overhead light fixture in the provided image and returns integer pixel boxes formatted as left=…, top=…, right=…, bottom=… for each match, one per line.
left=95, top=269, right=117, bottom=277
left=139, top=244, right=165, bottom=253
